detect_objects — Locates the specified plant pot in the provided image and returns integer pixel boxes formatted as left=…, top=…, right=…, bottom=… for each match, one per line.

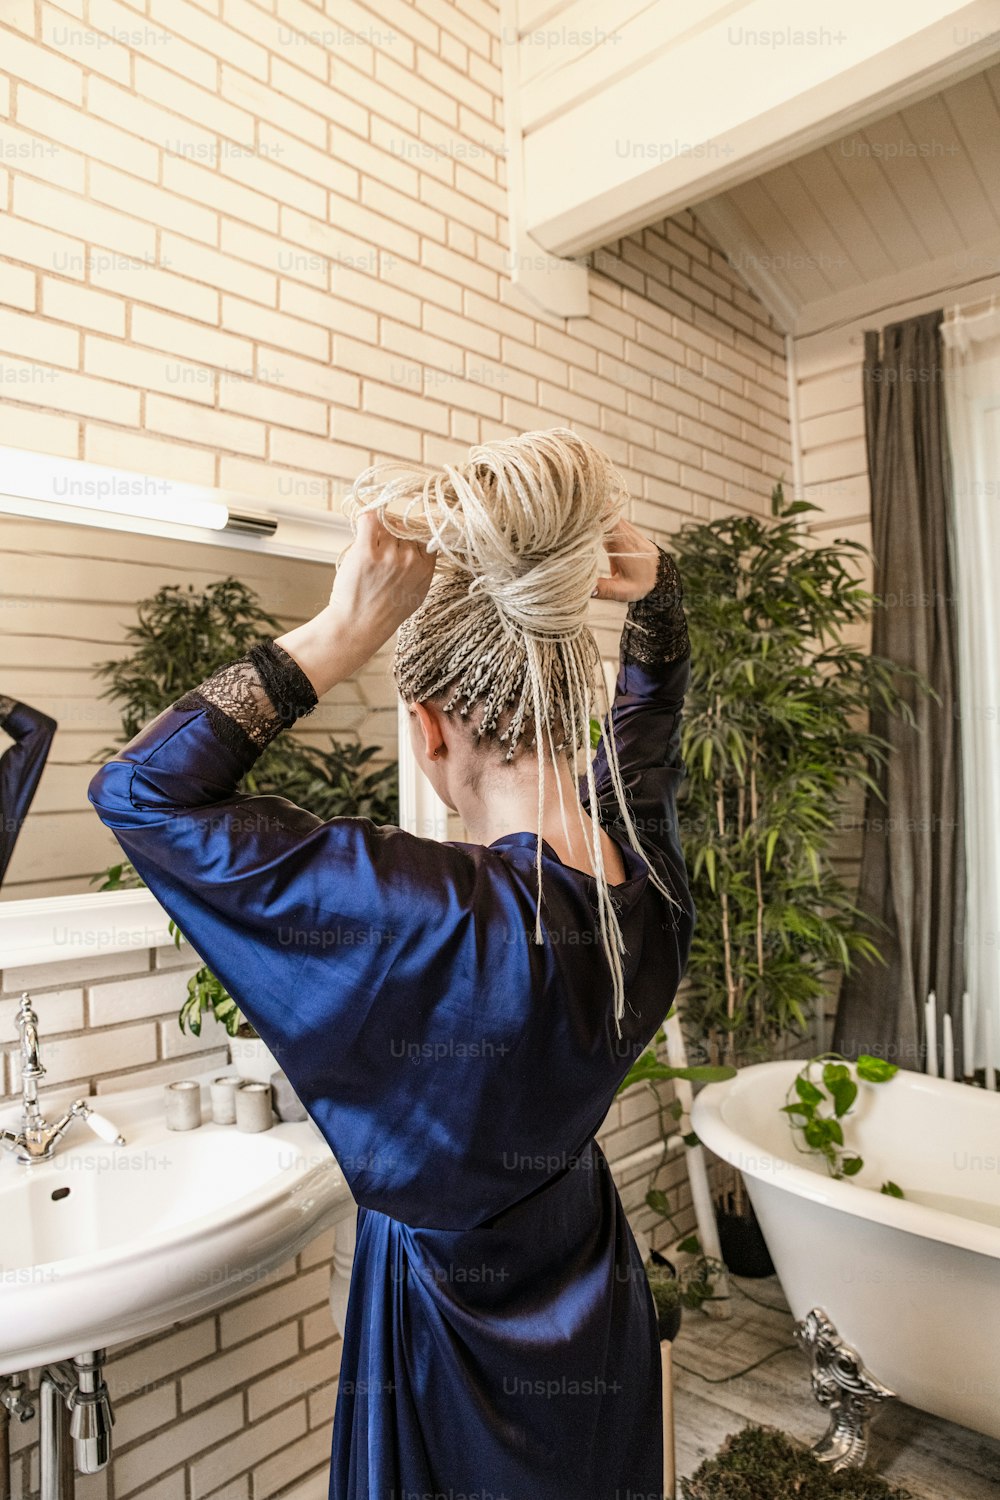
left=715, top=1200, right=775, bottom=1279
left=646, top=1251, right=683, bottom=1343
left=229, top=1030, right=281, bottom=1084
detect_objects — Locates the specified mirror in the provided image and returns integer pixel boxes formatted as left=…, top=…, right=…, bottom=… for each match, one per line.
left=0, top=512, right=397, bottom=904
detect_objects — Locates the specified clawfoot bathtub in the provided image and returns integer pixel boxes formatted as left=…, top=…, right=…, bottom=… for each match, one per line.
left=692, top=1061, right=1000, bottom=1463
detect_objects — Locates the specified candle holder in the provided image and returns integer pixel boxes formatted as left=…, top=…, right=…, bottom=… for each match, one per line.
left=210, top=1075, right=244, bottom=1125
left=165, top=1080, right=202, bottom=1131
left=270, top=1069, right=307, bottom=1123
left=235, top=1081, right=273, bottom=1134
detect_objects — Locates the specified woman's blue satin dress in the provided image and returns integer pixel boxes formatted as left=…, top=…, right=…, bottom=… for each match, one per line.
left=89, top=638, right=695, bottom=1500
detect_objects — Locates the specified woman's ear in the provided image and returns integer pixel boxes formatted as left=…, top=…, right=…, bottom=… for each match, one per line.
left=411, top=700, right=446, bottom=761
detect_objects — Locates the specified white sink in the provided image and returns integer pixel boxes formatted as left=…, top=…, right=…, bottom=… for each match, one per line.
left=0, top=1072, right=353, bottom=1374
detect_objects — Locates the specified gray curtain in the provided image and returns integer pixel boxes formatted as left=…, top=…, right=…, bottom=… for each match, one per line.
left=832, top=309, right=966, bottom=1070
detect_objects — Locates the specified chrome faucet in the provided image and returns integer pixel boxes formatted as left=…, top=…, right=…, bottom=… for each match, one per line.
left=0, top=994, right=126, bottom=1164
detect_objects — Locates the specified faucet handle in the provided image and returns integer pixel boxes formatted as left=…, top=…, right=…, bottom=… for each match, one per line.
left=71, top=1100, right=126, bottom=1147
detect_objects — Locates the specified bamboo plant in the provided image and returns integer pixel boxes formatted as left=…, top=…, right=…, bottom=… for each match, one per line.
left=603, top=485, right=928, bottom=1242
left=93, top=577, right=398, bottom=1037
left=672, top=482, right=928, bottom=1073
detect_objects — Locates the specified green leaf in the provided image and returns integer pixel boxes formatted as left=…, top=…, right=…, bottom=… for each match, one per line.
left=856, top=1054, right=899, bottom=1083
left=880, top=1180, right=904, bottom=1198
left=782, top=500, right=821, bottom=517
left=677, top=1235, right=701, bottom=1256
left=682, top=1131, right=700, bottom=1148
left=764, top=827, right=779, bottom=872
left=674, top=1064, right=736, bottom=1084
left=804, top=1117, right=842, bottom=1149
left=794, top=1075, right=824, bottom=1107
left=829, top=1079, right=858, bottom=1118
left=841, top=1156, right=864, bottom=1176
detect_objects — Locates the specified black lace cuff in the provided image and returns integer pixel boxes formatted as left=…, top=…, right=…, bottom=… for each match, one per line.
left=622, top=547, right=690, bottom=666
left=174, top=639, right=319, bottom=764
left=0, top=695, right=15, bottom=728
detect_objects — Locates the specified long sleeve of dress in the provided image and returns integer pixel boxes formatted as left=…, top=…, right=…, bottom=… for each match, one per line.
left=0, top=695, right=58, bottom=886
left=87, top=640, right=567, bottom=1227
left=583, top=545, right=693, bottom=913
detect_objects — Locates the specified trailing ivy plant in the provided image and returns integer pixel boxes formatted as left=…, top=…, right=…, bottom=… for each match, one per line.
left=615, top=1012, right=735, bottom=1310
left=93, top=576, right=398, bottom=1038
left=671, top=481, right=931, bottom=1069
left=784, top=1051, right=904, bottom=1196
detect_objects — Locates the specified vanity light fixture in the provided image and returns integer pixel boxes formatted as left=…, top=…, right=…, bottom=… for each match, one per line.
left=225, top=511, right=279, bottom=538
left=0, top=447, right=230, bottom=530
left=0, top=447, right=350, bottom=560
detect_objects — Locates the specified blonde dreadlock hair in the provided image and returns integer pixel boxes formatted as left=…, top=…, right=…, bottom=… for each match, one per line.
left=344, top=427, right=681, bottom=1038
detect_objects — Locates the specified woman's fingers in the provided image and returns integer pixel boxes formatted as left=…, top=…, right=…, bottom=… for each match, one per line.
left=592, top=575, right=636, bottom=602
left=592, top=531, right=660, bottom=602
left=355, top=508, right=386, bottom=551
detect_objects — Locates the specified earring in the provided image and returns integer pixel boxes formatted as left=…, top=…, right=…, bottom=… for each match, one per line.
left=432, top=746, right=444, bottom=759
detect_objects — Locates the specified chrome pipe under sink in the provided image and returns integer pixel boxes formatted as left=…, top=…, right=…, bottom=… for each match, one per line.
left=0, top=1354, right=115, bottom=1500
left=39, top=1372, right=74, bottom=1500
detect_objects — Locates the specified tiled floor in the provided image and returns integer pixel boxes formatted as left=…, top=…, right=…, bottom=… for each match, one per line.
left=672, top=1275, right=1000, bottom=1498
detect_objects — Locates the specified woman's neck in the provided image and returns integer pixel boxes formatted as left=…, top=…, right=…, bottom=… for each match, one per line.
left=456, top=756, right=626, bottom=883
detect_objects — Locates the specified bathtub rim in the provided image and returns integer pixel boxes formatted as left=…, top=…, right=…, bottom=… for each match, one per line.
left=691, top=1060, right=1000, bottom=1261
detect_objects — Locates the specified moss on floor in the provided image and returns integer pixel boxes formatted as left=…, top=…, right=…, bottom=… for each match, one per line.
left=681, top=1425, right=913, bottom=1499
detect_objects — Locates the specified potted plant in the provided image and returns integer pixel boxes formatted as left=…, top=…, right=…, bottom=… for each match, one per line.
left=93, top=577, right=399, bottom=1071
left=670, top=481, right=930, bottom=1273
left=645, top=1251, right=684, bottom=1343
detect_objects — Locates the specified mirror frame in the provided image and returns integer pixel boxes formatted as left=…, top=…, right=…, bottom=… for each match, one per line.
left=0, top=450, right=447, bottom=968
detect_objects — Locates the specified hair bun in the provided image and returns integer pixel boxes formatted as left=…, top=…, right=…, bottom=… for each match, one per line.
left=347, top=427, right=628, bottom=640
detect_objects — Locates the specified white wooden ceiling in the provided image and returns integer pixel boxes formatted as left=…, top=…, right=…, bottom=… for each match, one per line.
left=695, top=60, right=1000, bottom=336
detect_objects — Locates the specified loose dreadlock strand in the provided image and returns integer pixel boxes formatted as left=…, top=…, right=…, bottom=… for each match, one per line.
left=344, top=427, right=681, bottom=1041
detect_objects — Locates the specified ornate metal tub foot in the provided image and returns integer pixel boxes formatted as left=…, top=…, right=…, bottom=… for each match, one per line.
left=793, top=1308, right=896, bottom=1470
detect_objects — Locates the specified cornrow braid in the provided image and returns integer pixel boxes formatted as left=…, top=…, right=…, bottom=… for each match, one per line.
left=344, top=427, right=681, bottom=1039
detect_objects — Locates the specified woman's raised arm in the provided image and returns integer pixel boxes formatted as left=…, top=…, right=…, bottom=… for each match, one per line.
left=584, top=538, right=693, bottom=903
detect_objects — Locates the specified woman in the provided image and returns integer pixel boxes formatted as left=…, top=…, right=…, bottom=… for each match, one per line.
left=0, top=693, right=57, bottom=888
left=89, top=429, right=695, bottom=1500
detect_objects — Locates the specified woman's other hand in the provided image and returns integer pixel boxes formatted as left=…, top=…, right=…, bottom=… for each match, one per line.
left=592, top=517, right=660, bottom=603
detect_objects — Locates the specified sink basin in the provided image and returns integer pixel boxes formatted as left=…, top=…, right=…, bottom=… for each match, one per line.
left=0, top=1072, right=353, bottom=1374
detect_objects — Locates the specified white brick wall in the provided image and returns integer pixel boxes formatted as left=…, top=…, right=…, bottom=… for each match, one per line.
left=0, top=0, right=790, bottom=1493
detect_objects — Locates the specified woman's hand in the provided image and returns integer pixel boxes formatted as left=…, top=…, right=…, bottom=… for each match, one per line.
left=329, top=510, right=436, bottom=644
left=276, top=512, right=436, bottom=698
left=592, top=517, right=660, bottom=603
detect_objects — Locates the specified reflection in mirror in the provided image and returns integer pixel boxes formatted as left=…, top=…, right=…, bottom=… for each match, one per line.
left=0, top=515, right=397, bottom=903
